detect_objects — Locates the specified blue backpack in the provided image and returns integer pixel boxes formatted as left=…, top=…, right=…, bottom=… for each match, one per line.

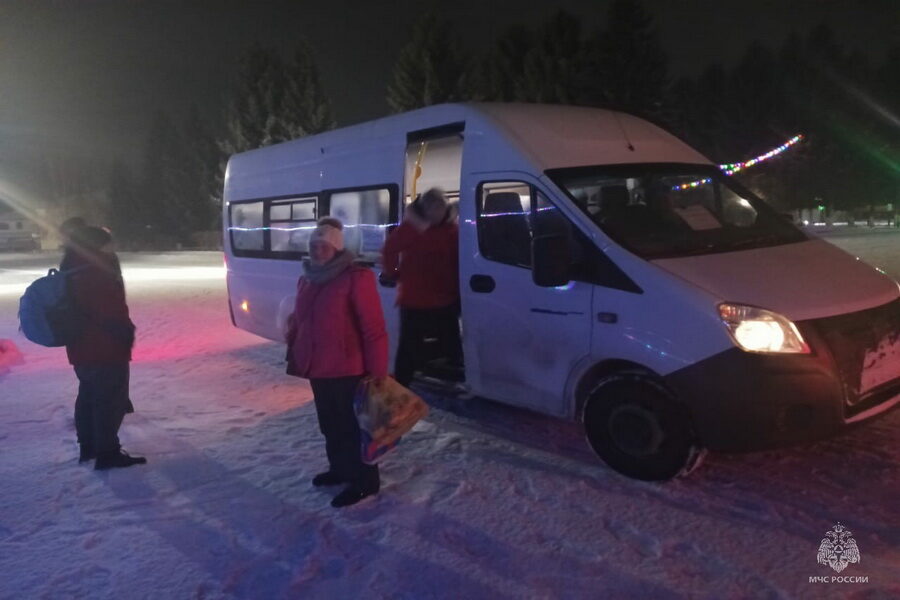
left=18, top=267, right=85, bottom=347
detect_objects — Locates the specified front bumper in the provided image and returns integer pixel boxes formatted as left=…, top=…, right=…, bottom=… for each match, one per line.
left=664, top=298, right=900, bottom=452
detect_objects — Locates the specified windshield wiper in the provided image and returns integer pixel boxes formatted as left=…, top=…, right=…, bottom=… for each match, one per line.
left=727, top=233, right=784, bottom=249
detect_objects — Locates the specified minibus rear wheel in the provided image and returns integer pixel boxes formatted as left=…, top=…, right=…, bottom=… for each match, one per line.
left=583, top=373, right=702, bottom=481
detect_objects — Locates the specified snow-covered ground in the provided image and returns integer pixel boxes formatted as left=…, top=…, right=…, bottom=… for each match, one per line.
left=1, top=231, right=898, bottom=599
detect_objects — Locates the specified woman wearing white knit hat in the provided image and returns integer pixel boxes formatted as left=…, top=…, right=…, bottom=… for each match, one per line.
left=286, top=217, right=389, bottom=507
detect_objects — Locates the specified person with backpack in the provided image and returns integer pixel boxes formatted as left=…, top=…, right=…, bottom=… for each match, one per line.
left=55, top=217, right=137, bottom=417
left=64, top=226, right=145, bottom=470
left=285, top=217, right=388, bottom=508
left=381, top=187, right=462, bottom=387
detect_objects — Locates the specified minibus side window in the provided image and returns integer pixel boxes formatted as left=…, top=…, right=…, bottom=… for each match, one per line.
left=533, top=191, right=580, bottom=257
left=326, top=187, right=393, bottom=263
left=270, top=197, right=317, bottom=253
left=477, top=182, right=586, bottom=269
left=478, top=182, right=533, bottom=267
left=229, top=201, right=265, bottom=252
left=478, top=181, right=642, bottom=293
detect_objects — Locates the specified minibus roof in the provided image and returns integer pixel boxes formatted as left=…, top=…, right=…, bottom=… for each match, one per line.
left=225, top=103, right=711, bottom=197
left=472, top=103, right=710, bottom=169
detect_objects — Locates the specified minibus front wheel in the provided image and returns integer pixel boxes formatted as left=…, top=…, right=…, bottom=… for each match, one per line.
left=583, top=372, right=705, bottom=481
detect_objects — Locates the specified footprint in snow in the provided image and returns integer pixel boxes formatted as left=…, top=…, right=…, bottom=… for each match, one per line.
left=604, top=518, right=662, bottom=559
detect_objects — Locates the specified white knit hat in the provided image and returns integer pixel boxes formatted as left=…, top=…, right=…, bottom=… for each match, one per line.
left=309, top=217, right=344, bottom=251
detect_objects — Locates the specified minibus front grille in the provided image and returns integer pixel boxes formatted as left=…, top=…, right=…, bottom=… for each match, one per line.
left=807, top=297, right=900, bottom=416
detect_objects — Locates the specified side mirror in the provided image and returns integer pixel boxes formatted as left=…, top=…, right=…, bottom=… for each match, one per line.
left=532, top=234, right=571, bottom=287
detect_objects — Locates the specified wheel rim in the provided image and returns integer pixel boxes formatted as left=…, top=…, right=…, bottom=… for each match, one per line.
left=607, top=404, right=665, bottom=457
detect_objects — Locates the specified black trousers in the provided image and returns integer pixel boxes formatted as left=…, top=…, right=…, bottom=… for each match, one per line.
left=310, top=375, right=379, bottom=492
left=74, top=363, right=130, bottom=456
left=394, top=303, right=463, bottom=388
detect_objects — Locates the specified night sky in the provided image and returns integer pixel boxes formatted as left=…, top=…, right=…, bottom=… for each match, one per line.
left=0, top=0, right=896, bottom=187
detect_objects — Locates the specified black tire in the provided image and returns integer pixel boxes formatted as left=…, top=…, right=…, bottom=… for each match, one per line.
left=583, top=372, right=703, bottom=481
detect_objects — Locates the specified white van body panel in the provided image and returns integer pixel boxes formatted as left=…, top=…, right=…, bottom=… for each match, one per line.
left=457, top=171, right=595, bottom=416
left=587, top=243, right=735, bottom=365
left=653, top=238, right=900, bottom=322
left=226, top=257, right=300, bottom=342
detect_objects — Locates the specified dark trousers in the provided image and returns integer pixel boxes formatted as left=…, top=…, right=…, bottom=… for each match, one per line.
left=74, top=363, right=130, bottom=455
left=310, top=375, right=379, bottom=492
left=394, top=303, right=463, bottom=387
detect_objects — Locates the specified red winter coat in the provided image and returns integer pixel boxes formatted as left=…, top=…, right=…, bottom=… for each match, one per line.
left=286, top=264, right=388, bottom=379
left=65, top=251, right=135, bottom=366
left=381, top=220, right=459, bottom=309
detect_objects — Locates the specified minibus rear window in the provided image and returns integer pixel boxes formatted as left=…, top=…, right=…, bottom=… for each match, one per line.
left=547, top=164, right=807, bottom=260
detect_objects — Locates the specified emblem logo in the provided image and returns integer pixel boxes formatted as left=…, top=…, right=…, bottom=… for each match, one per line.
left=817, top=523, right=861, bottom=573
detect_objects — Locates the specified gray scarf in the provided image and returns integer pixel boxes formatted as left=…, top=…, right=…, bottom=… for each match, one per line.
left=302, top=250, right=355, bottom=285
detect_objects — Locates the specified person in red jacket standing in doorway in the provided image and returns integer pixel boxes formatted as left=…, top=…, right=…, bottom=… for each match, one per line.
left=286, top=217, right=388, bottom=508
left=381, top=187, right=462, bottom=387
left=65, top=226, right=145, bottom=470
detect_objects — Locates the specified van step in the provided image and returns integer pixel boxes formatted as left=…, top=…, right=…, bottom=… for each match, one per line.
left=413, top=375, right=471, bottom=398
left=420, top=358, right=465, bottom=383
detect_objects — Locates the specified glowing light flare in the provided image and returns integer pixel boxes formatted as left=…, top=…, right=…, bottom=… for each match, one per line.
left=228, top=223, right=393, bottom=233
left=734, top=320, right=786, bottom=353
left=0, top=171, right=59, bottom=242
left=241, top=300, right=250, bottom=312
left=719, top=303, right=810, bottom=354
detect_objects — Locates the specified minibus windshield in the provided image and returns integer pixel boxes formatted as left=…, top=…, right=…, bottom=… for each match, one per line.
left=547, top=164, right=807, bottom=260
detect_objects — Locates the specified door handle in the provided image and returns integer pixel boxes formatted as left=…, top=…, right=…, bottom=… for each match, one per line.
left=469, top=274, right=495, bottom=293
left=530, top=308, right=570, bottom=316
left=531, top=308, right=586, bottom=316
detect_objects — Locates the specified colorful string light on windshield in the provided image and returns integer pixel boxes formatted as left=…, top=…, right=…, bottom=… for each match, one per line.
left=673, top=134, right=804, bottom=191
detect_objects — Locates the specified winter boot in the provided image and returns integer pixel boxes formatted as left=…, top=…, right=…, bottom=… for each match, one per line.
left=78, top=444, right=95, bottom=463
left=312, top=471, right=345, bottom=487
left=331, top=485, right=378, bottom=508
left=95, top=450, right=147, bottom=471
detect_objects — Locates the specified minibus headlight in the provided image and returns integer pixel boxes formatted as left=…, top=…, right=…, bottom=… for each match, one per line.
left=718, top=303, right=810, bottom=354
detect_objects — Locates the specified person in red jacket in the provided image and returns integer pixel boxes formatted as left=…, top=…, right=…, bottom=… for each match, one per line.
left=286, top=217, right=388, bottom=508
left=381, top=187, right=462, bottom=387
left=64, top=226, right=146, bottom=470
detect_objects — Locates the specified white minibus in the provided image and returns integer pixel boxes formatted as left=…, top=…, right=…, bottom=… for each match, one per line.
left=223, top=103, right=900, bottom=480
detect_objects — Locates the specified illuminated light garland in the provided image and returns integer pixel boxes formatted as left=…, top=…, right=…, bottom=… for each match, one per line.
left=673, top=134, right=804, bottom=190
left=719, top=134, right=803, bottom=176
left=673, top=177, right=714, bottom=191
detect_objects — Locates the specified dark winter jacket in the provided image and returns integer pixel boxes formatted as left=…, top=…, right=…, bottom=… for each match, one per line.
left=381, top=218, right=459, bottom=309
left=64, top=250, right=135, bottom=366
left=286, top=264, right=388, bottom=379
